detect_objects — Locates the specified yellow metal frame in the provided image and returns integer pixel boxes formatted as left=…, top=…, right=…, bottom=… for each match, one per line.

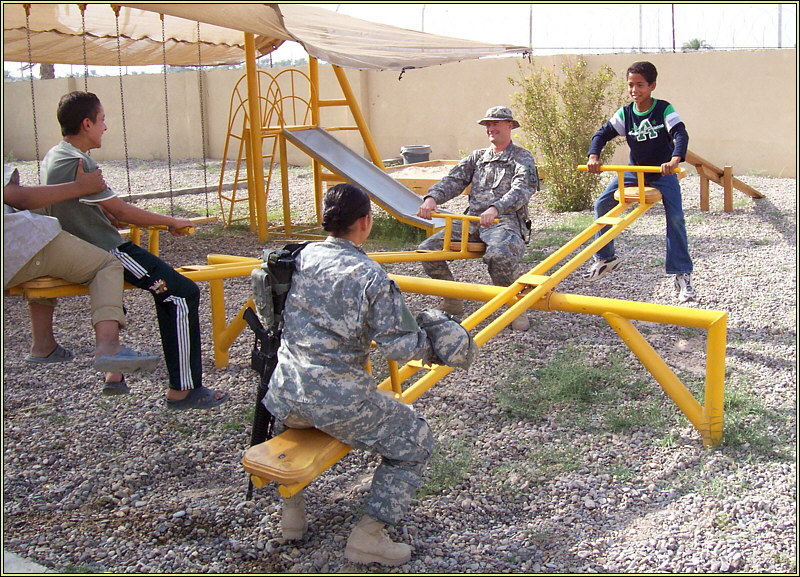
left=10, top=166, right=724, bottom=450
left=210, top=168, right=725, bottom=448
left=238, top=165, right=727, bottom=496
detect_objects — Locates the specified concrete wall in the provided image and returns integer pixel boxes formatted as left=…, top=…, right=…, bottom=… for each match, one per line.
left=3, top=49, right=796, bottom=177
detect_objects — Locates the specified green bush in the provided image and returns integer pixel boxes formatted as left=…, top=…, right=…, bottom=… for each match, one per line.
left=510, top=57, right=627, bottom=212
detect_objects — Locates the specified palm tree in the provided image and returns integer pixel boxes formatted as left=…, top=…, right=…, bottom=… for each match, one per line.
left=681, top=38, right=713, bottom=52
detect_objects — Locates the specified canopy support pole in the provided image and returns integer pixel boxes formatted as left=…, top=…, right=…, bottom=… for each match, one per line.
left=244, top=33, right=268, bottom=242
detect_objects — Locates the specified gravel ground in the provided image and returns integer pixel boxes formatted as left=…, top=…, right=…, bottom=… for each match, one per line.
left=2, top=160, right=796, bottom=574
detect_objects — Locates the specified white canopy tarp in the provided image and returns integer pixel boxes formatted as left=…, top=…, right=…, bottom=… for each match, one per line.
left=2, top=3, right=529, bottom=70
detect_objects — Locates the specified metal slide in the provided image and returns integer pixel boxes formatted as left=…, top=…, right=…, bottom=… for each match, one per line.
left=282, top=127, right=447, bottom=231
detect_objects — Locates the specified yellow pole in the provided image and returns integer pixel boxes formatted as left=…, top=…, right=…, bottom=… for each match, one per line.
left=308, top=57, right=324, bottom=221
left=332, top=65, right=384, bottom=169
left=209, top=278, right=229, bottom=368
left=279, top=133, right=292, bottom=235
left=704, top=317, right=728, bottom=446
left=309, top=57, right=320, bottom=127
left=243, top=130, right=257, bottom=232
left=602, top=312, right=708, bottom=440
left=244, top=33, right=268, bottom=242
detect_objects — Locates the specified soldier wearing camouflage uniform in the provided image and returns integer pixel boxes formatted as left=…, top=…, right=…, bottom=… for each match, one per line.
left=263, top=183, right=475, bottom=567
left=417, top=106, right=539, bottom=331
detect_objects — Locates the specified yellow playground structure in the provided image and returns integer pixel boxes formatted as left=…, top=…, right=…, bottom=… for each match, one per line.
left=216, top=57, right=454, bottom=241
left=5, top=4, right=731, bottom=505
left=229, top=164, right=727, bottom=497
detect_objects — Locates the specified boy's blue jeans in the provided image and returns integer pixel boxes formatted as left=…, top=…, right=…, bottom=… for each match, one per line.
left=593, top=172, right=693, bottom=275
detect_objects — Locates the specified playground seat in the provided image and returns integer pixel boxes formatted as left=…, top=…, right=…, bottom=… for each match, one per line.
left=242, top=427, right=351, bottom=495
left=6, top=276, right=136, bottom=299
left=446, top=241, right=486, bottom=253
left=9, top=276, right=74, bottom=291
left=6, top=218, right=215, bottom=300
left=614, top=186, right=662, bottom=204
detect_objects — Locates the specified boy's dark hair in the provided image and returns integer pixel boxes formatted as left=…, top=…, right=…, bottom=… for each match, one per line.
left=322, top=183, right=371, bottom=234
left=57, top=91, right=102, bottom=136
left=626, top=61, right=658, bottom=84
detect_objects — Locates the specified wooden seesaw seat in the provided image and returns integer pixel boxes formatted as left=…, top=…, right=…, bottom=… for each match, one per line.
left=242, top=428, right=351, bottom=498
left=6, top=276, right=137, bottom=299
left=614, top=186, right=662, bottom=204
left=446, top=241, right=486, bottom=253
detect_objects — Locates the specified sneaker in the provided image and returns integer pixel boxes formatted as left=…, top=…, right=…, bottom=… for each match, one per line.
left=584, top=256, right=621, bottom=282
left=674, top=273, right=697, bottom=303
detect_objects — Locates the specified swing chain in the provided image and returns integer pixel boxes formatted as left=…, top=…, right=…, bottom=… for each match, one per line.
left=161, top=14, right=175, bottom=216
left=80, top=4, right=88, bottom=92
left=113, top=5, right=132, bottom=199
left=24, top=4, right=41, bottom=182
left=197, top=21, right=210, bottom=218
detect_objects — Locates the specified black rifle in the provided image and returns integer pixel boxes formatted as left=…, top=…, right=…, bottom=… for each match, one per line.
left=243, top=242, right=309, bottom=499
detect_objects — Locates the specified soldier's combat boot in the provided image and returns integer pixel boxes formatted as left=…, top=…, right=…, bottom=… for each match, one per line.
left=344, top=515, right=411, bottom=566
left=511, top=314, right=530, bottom=331
left=280, top=491, right=308, bottom=540
left=438, top=297, right=464, bottom=317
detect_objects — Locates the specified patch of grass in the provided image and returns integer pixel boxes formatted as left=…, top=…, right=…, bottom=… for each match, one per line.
left=685, top=212, right=707, bottom=225
left=682, top=372, right=789, bottom=459
left=493, top=461, right=537, bottom=494
left=610, top=465, right=635, bottom=482
left=218, top=405, right=255, bottom=434
left=522, top=528, right=553, bottom=547
left=165, top=419, right=193, bottom=436
left=141, top=202, right=207, bottom=219
left=418, top=436, right=474, bottom=499
left=193, top=222, right=251, bottom=239
left=267, top=208, right=296, bottom=222
left=48, top=413, right=70, bottom=425
left=679, top=326, right=705, bottom=339
left=497, top=345, right=632, bottom=420
left=721, top=387, right=785, bottom=457
left=771, top=553, right=796, bottom=573
left=365, top=215, right=426, bottom=251
left=606, top=400, right=668, bottom=432
left=654, top=430, right=679, bottom=448
left=527, top=214, right=595, bottom=252
left=521, top=249, right=550, bottom=264
left=528, top=445, right=581, bottom=475
left=713, top=511, right=732, bottom=529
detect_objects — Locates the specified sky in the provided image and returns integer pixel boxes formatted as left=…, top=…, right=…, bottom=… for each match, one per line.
left=282, top=3, right=797, bottom=56
left=4, top=2, right=797, bottom=78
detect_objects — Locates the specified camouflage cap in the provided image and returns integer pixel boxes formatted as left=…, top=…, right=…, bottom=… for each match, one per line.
left=477, top=106, right=520, bottom=129
left=416, top=309, right=478, bottom=370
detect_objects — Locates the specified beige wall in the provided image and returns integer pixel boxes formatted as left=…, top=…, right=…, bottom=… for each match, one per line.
left=3, top=49, right=796, bottom=177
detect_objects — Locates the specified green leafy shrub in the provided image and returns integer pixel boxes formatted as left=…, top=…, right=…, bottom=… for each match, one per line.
left=510, top=57, right=627, bottom=212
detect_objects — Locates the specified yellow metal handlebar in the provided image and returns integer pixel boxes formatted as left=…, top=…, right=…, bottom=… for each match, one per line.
left=430, top=212, right=499, bottom=224
left=577, top=164, right=685, bottom=175
left=120, top=223, right=195, bottom=234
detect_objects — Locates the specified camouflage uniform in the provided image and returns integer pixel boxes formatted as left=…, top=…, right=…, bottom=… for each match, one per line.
left=418, top=142, right=539, bottom=286
left=263, top=236, right=436, bottom=526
